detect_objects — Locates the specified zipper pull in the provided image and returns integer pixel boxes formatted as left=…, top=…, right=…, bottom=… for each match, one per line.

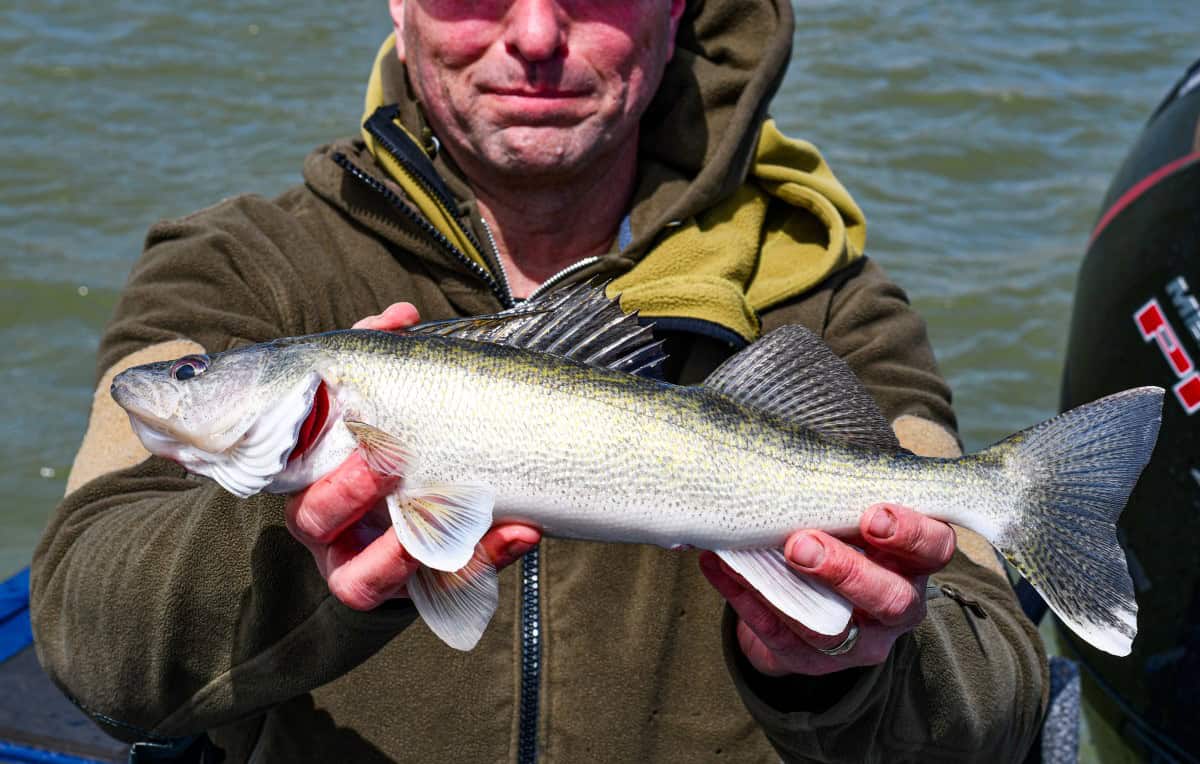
left=939, top=584, right=988, bottom=619
left=421, top=129, right=441, bottom=159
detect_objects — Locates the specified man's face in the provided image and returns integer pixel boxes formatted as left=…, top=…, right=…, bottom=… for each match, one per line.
left=391, top=0, right=686, bottom=186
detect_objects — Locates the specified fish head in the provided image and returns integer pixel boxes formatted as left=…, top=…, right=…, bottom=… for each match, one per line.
left=111, top=340, right=327, bottom=497
left=112, top=347, right=266, bottom=451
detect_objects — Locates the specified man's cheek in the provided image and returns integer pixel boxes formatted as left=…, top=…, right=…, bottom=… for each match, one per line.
left=428, top=22, right=497, bottom=67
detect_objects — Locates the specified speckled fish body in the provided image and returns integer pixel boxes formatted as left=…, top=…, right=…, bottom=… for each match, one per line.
left=301, top=331, right=993, bottom=549
left=111, top=291, right=1161, bottom=656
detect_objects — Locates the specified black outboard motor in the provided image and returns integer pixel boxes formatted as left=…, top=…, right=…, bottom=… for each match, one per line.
left=1059, top=57, right=1200, bottom=761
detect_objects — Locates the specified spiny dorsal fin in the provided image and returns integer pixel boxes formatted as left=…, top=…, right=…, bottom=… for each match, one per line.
left=703, top=325, right=902, bottom=451
left=409, top=279, right=666, bottom=377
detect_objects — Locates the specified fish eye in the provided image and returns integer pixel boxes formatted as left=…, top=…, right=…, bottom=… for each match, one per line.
left=170, top=354, right=211, bottom=381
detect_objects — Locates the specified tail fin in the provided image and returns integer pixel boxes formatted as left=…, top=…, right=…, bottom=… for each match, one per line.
left=987, top=386, right=1163, bottom=656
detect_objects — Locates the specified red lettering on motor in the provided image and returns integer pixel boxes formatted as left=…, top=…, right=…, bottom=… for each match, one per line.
left=1136, top=302, right=1166, bottom=335
left=1175, top=376, right=1200, bottom=414
left=1134, top=299, right=1199, bottom=414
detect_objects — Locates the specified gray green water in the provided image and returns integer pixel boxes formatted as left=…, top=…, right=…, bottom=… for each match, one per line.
left=1, top=2, right=1197, bottom=579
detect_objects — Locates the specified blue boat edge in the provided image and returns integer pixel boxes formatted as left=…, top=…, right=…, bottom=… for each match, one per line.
left=0, top=566, right=127, bottom=764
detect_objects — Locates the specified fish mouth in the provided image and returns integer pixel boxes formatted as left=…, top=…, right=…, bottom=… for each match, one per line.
left=110, top=373, right=204, bottom=450
left=111, top=376, right=248, bottom=455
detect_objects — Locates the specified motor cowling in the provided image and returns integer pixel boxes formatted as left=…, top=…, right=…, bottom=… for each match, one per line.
left=1060, top=57, right=1200, bottom=758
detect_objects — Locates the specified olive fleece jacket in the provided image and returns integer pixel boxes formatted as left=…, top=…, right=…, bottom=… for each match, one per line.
left=32, top=1, right=1047, bottom=761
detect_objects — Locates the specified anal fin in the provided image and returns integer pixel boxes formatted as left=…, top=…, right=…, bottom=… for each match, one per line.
left=409, top=544, right=500, bottom=651
left=716, top=548, right=852, bottom=636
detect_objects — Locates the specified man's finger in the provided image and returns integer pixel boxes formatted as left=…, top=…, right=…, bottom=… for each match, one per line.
left=482, top=524, right=542, bottom=569
left=785, top=531, right=925, bottom=628
left=353, top=302, right=421, bottom=331
left=859, top=504, right=956, bottom=575
left=325, top=528, right=418, bottom=611
left=736, top=620, right=791, bottom=677
left=699, top=553, right=813, bottom=653
left=700, top=553, right=873, bottom=659
left=698, top=554, right=791, bottom=648
left=318, top=510, right=388, bottom=573
left=286, top=454, right=399, bottom=545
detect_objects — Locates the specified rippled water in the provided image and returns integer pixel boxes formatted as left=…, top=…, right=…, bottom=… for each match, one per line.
left=1, top=1, right=1197, bottom=577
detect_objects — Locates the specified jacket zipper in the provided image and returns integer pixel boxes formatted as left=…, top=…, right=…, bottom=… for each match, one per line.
left=518, top=547, right=541, bottom=764
left=362, top=108, right=519, bottom=308
left=336, top=145, right=553, bottom=759
left=363, top=106, right=478, bottom=242
left=525, top=256, right=603, bottom=302
left=332, top=152, right=510, bottom=307
left=482, top=214, right=543, bottom=764
left=478, top=216, right=515, bottom=307
left=472, top=199, right=543, bottom=764
left=505, top=228, right=601, bottom=763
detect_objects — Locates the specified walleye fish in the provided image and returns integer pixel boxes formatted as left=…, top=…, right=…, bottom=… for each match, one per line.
left=111, top=283, right=1161, bottom=656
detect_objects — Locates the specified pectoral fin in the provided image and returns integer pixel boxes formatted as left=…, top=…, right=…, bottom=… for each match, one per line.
left=716, top=548, right=852, bottom=636
left=409, top=544, right=500, bottom=651
left=386, top=480, right=495, bottom=572
left=345, top=420, right=411, bottom=477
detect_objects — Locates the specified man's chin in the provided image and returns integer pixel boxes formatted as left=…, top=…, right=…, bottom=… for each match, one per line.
left=481, top=129, right=609, bottom=180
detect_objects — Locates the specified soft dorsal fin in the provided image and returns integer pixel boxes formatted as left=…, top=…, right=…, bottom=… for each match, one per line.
left=703, top=325, right=902, bottom=451
left=409, top=280, right=666, bottom=377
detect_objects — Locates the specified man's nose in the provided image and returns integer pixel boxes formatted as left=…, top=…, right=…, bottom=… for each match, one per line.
left=505, top=0, right=567, bottom=63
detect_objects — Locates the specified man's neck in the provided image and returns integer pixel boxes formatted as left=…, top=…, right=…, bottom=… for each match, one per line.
left=466, top=144, right=638, bottom=299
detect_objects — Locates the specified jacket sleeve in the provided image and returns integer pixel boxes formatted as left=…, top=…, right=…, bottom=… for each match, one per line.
left=731, top=257, right=1048, bottom=761
left=30, top=197, right=417, bottom=743
left=725, top=555, right=1047, bottom=762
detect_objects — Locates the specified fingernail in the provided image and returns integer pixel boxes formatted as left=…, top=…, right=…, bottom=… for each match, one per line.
left=789, top=535, right=824, bottom=568
left=868, top=507, right=896, bottom=539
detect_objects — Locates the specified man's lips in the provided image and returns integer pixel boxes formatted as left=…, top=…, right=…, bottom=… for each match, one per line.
left=479, top=87, right=594, bottom=124
left=485, top=87, right=589, bottom=98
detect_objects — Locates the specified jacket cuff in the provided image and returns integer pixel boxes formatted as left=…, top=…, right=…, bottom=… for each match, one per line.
left=721, top=605, right=908, bottom=731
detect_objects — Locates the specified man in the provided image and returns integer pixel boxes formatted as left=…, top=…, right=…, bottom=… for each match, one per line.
left=32, top=1, right=1047, bottom=761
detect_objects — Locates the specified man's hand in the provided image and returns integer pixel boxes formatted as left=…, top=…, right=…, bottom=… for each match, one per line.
left=699, top=503, right=956, bottom=676
left=353, top=302, right=422, bottom=332
left=284, top=302, right=542, bottom=611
